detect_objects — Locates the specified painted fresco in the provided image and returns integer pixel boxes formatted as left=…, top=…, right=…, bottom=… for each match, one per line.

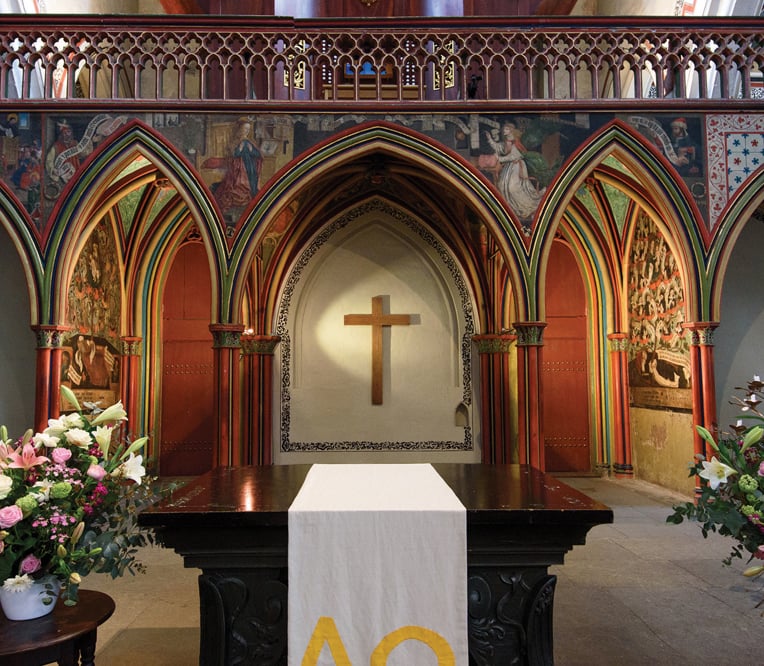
left=626, top=114, right=707, bottom=221
left=44, top=114, right=127, bottom=209
left=0, top=111, right=715, bottom=235
left=0, top=111, right=702, bottom=230
left=627, top=211, right=691, bottom=411
left=62, top=220, right=122, bottom=410
left=0, top=112, right=43, bottom=226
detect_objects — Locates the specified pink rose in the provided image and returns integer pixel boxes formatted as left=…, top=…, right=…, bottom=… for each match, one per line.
left=19, top=553, right=41, bottom=574
left=51, top=447, right=72, bottom=465
left=0, top=505, right=23, bottom=529
left=87, top=464, right=106, bottom=481
left=758, top=461, right=764, bottom=477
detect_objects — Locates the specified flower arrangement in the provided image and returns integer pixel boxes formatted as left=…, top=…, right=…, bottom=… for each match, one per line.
left=0, top=386, right=170, bottom=606
left=668, top=376, right=764, bottom=587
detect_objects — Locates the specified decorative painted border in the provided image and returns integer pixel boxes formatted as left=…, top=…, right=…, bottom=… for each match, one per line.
left=275, top=198, right=475, bottom=453
left=707, top=114, right=764, bottom=229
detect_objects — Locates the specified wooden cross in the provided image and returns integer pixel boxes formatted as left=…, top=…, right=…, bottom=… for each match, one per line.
left=344, top=295, right=412, bottom=405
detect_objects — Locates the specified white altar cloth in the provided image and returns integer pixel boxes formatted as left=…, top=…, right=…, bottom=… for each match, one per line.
left=288, top=463, right=467, bottom=665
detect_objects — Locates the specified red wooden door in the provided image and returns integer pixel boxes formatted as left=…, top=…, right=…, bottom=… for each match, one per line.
left=160, top=242, right=215, bottom=476
left=542, top=241, right=591, bottom=473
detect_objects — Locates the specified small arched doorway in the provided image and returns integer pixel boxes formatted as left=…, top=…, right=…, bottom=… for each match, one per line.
left=542, top=238, right=592, bottom=472
left=159, top=239, right=215, bottom=475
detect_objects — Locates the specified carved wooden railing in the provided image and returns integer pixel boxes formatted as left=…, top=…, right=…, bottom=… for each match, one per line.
left=1, top=15, right=762, bottom=109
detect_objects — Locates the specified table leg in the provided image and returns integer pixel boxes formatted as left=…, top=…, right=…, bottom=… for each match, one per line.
left=77, top=629, right=98, bottom=666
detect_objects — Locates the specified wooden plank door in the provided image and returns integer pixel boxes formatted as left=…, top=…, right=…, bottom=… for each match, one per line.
left=159, top=242, right=215, bottom=476
left=542, top=240, right=591, bottom=473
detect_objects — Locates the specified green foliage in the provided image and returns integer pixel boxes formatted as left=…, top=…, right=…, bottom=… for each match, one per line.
left=667, top=378, right=764, bottom=570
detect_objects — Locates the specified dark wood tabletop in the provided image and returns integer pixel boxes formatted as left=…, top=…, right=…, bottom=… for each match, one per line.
left=140, top=463, right=613, bottom=528
left=0, top=589, right=115, bottom=665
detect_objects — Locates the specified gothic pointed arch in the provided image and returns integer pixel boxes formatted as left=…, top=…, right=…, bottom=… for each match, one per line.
left=228, top=121, right=527, bottom=329
left=532, top=119, right=705, bottom=325
left=706, top=168, right=764, bottom=321
left=0, top=180, right=43, bottom=324
left=42, top=120, right=227, bottom=327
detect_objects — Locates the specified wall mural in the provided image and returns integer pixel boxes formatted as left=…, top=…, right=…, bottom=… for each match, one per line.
left=0, top=111, right=713, bottom=236
left=62, top=220, right=122, bottom=410
left=627, top=211, right=691, bottom=411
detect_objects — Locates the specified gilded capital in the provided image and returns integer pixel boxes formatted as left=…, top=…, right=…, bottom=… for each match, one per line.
left=210, top=324, right=245, bottom=348
left=241, top=335, right=281, bottom=355
left=512, top=322, right=547, bottom=346
left=473, top=334, right=515, bottom=354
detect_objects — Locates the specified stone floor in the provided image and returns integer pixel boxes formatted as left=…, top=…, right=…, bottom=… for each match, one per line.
left=45, top=475, right=764, bottom=664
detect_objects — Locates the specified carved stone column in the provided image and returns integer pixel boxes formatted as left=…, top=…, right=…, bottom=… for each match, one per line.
left=607, top=332, right=633, bottom=477
left=119, top=336, right=142, bottom=437
left=31, top=325, right=70, bottom=431
left=210, top=324, right=245, bottom=467
left=473, top=333, right=516, bottom=464
left=683, top=322, right=719, bottom=461
left=241, top=334, right=280, bottom=466
left=513, top=322, right=547, bottom=471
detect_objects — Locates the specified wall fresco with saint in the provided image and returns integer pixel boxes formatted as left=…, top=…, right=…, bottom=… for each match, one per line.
left=627, top=211, right=691, bottom=411
left=0, top=110, right=710, bottom=236
left=63, top=220, right=122, bottom=410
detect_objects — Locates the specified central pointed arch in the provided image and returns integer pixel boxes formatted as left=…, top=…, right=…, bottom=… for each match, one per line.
left=229, top=121, right=529, bottom=328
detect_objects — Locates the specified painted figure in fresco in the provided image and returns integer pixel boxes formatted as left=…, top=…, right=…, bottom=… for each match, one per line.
left=668, top=117, right=699, bottom=177
left=45, top=120, right=84, bottom=186
left=213, top=118, right=263, bottom=213
left=484, top=122, right=547, bottom=221
left=68, top=334, right=112, bottom=388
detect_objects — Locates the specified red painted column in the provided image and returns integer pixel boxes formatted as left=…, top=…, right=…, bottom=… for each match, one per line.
left=607, top=332, right=633, bottom=477
left=119, top=336, right=142, bottom=438
left=210, top=324, right=245, bottom=467
left=473, top=334, right=515, bottom=464
left=32, top=325, right=70, bottom=432
left=684, top=322, right=719, bottom=460
left=241, top=334, right=280, bottom=466
left=513, top=322, right=547, bottom=471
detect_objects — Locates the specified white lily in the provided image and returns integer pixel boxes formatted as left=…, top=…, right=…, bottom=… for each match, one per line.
left=698, top=456, right=737, bottom=490
left=93, top=426, right=113, bottom=457
left=115, top=453, right=146, bottom=485
left=59, top=384, right=81, bottom=412
left=90, top=401, right=128, bottom=427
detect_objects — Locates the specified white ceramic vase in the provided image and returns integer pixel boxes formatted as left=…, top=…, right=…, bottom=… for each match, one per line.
left=0, top=575, right=61, bottom=621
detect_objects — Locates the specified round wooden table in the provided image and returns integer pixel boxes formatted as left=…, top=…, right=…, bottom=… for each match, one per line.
left=0, top=589, right=115, bottom=666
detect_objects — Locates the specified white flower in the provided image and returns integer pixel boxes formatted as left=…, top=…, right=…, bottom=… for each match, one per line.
left=93, top=426, right=113, bottom=456
left=115, top=453, right=146, bottom=485
left=0, top=473, right=12, bottom=500
left=32, top=432, right=60, bottom=448
left=698, top=456, right=737, bottom=490
left=43, top=417, right=68, bottom=437
left=62, top=413, right=85, bottom=429
left=90, top=401, right=127, bottom=427
left=2, top=574, right=33, bottom=593
left=64, top=428, right=93, bottom=449
left=32, top=478, right=55, bottom=502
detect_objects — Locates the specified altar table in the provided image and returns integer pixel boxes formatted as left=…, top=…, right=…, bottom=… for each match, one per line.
left=139, top=464, right=613, bottom=665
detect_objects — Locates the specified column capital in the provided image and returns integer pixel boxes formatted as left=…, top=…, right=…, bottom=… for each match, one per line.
left=512, top=322, right=547, bottom=346
left=31, top=325, right=71, bottom=349
left=683, top=321, right=719, bottom=346
left=241, top=335, right=281, bottom=355
left=120, top=336, right=143, bottom=356
left=210, top=324, right=246, bottom=348
left=473, top=334, right=516, bottom=354
left=607, top=332, right=630, bottom=353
